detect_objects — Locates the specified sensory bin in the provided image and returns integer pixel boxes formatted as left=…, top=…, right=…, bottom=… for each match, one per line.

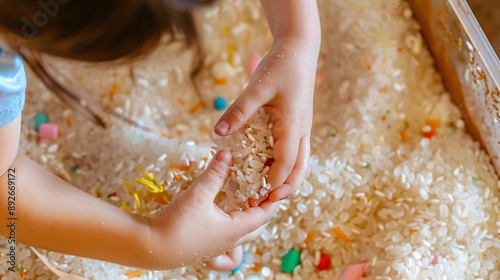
left=2, top=0, right=500, bottom=279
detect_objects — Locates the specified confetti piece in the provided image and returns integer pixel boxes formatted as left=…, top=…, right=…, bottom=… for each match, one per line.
left=189, top=103, right=202, bottom=114
left=333, top=227, right=349, bottom=243
left=125, top=270, right=142, bottom=279
left=161, top=134, right=175, bottom=139
left=365, top=164, right=370, bottom=169
left=122, top=202, right=132, bottom=213
left=133, top=192, right=141, bottom=211
left=362, top=56, right=371, bottom=70
left=253, top=263, right=261, bottom=272
left=425, top=119, right=441, bottom=130
left=383, top=85, right=388, bottom=92
left=153, top=193, right=170, bottom=205
left=399, top=130, right=407, bottom=142
left=177, top=98, right=185, bottom=105
left=169, top=164, right=190, bottom=171
left=125, top=181, right=137, bottom=194
left=214, top=78, right=227, bottom=85
left=304, top=230, right=316, bottom=244
left=228, top=44, right=235, bottom=66
left=331, top=134, right=336, bottom=137
left=66, top=117, right=71, bottom=125
left=109, top=82, right=118, bottom=100
left=472, top=177, right=478, bottom=181
left=136, top=178, right=162, bottom=193
left=93, top=189, right=100, bottom=198
left=138, top=166, right=154, bottom=180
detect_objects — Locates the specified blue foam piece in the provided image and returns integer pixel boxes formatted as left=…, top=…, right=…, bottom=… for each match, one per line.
left=214, top=97, right=228, bottom=110
left=231, top=250, right=245, bottom=274
left=34, top=113, right=48, bottom=132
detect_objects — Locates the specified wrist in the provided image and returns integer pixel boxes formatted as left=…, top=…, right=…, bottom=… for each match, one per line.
left=129, top=215, right=157, bottom=269
left=271, top=36, right=321, bottom=57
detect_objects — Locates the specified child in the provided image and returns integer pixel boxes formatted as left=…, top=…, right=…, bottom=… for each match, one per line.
left=0, top=0, right=320, bottom=272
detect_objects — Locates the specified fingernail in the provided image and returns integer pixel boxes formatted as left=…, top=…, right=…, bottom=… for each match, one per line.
left=216, top=150, right=232, bottom=165
left=215, top=120, right=230, bottom=135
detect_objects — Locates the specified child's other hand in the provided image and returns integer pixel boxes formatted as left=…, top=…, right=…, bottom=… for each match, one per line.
left=147, top=150, right=279, bottom=270
left=215, top=37, right=317, bottom=205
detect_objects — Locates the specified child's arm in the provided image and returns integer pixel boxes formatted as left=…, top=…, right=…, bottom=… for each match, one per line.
left=0, top=117, right=151, bottom=268
left=0, top=123, right=277, bottom=270
left=215, top=0, right=321, bottom=204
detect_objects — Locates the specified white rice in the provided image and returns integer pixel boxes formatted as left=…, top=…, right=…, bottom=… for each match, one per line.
left=213, top=108, right=274, bottom=211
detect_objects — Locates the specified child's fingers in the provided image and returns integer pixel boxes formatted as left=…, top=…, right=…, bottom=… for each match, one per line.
left=204, top=246, right=243, bottom=271
left=269, top=136, right=310, bottom=202
left=214, top=84, right=272, bottom=136
left=247, top=130, right=303, bottom=207
left=266, top=131, right=300, bottom=194
left=188, top=150, right=232, bottom=206
left=227, top=200, right=279, bottom=238
left=234, top=223, right=267, bottom=247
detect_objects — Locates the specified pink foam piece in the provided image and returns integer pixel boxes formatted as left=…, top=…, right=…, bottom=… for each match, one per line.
left=340, top=262, right=367, bottom=280
left=248, top=51, right=262, bottom=76
left=39, top=123, right=59, bottom=141
left=431, top=254, right=445, bottom=265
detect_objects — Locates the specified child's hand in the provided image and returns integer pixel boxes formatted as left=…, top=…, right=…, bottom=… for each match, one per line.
left=215, top=36, right=317, bottom=204
left=146, top=150, right=279, bottom=270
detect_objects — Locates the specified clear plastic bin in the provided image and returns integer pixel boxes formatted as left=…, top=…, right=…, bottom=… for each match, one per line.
left=411, top=0, right=500, bottom=173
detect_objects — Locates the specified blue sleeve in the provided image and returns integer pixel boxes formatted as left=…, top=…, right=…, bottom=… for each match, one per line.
left=0, top=47, right=26, bottom=127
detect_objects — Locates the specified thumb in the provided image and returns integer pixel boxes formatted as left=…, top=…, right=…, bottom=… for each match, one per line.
left=214, top=84, right=272, bottom=136
left=190, top=150, right=233, bottom=203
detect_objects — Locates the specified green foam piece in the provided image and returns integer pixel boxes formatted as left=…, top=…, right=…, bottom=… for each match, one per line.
left=282, top=249, right=301, bottom=273
left=34, top=114, right=48, bottom=132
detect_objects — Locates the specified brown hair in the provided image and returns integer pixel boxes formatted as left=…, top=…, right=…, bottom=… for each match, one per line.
left=0, top=0, right=215, bottom=128
left=0, top=0, right=215, bottom=61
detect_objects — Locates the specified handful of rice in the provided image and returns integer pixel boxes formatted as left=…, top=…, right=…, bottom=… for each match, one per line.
left=213, top=107, right=275, bottom=211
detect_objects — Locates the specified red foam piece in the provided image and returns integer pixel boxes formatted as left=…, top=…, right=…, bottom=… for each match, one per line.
left=317, top=254, right=330, bottom=271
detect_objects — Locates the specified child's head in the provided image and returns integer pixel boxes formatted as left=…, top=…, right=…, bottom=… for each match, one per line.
left=0, top=0, right=215, bottom=61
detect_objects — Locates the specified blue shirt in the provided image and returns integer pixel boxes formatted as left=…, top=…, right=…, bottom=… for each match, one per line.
left=0, top=41, right=26, bottom=127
